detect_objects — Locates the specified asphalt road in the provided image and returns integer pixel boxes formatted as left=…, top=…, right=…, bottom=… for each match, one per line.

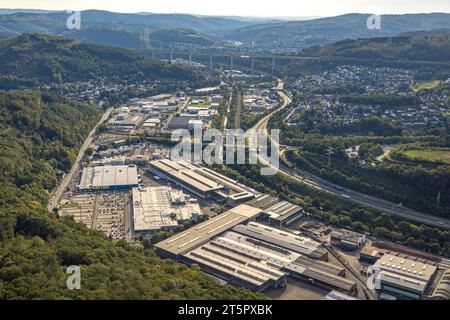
left=249, top=86, right=450, bottom=230
left=47, top=108, right=112, bottom=212
left=245, top=81, right=291, bottom=141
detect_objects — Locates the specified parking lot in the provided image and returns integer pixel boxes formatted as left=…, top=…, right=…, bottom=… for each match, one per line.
left=61, top=191, right=130, bottom=240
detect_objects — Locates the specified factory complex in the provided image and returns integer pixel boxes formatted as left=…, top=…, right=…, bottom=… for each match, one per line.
left=155, top=205, right=357, bottom=294
left=67, top=154, right=448, bottom=300
left=155, top=204, right=262, bottom=257
left=148, top=159, right=256, bottom=205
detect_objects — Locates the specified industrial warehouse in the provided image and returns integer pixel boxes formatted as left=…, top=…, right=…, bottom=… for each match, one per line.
left=155, top=204, right=357, bottom=295
left=148, top=159, right=256, bottom=205
left=79, top=165, right=139, bottom=190
left=231, top=222, right=328, bottom=260
left=132, top=186, right=203, bottom=236
left=155, top=204, right=262, bottom=258
left=330, top=229, right=367, bottom=251
left=148, top=159, right=222, bottom=198
left=249, top=194, right=305, bottom=227
left=374, top=254, right=438, bottom=300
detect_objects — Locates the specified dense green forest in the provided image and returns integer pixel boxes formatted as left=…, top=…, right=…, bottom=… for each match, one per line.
left=61, top=27, right=217, bottom=50
left=301, top=31, right=450, bottom=62
left=0, top=33, right=204, bottom=88
left=0, top=90, right=261, bottom=299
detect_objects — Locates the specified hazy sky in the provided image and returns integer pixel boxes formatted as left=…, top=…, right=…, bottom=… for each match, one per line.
left=3, top=0, right=450, bottom=17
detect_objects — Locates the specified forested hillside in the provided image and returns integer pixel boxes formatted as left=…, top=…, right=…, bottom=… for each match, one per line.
left=0, top=90, right=262, bottom=299
left=62, top=27, right=218, bottom=49
left=301, top=31, right=450, bottom=62
left=0, top=33, right=204, bottom=86
left=0, top=10, right=255, bottom=37
left=225, top=13, right=450, bottom=51
left=285, top=31, right=450, bottom=80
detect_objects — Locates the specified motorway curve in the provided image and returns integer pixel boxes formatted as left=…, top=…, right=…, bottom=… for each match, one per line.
left=249, top=84, right=450, bottom=230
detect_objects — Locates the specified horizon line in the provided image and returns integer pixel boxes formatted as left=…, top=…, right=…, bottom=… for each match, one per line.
left=1, top=8, right=450, bottom=19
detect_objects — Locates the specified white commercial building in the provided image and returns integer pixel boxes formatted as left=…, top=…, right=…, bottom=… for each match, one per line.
left=132, top=186, right=202, bottom=235
left=79, top=165, right=139, bottom=190
left=374, top=254, right=437, bottom=299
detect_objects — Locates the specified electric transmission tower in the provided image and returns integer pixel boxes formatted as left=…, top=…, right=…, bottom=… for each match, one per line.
left=326, top=147, right=335, bottom=168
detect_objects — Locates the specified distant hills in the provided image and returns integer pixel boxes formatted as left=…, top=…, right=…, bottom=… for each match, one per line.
left=224, top=13, right=450, bottom=51
left=66, top=27, right=218, bottom=49
left=301, top=31, right=450, bottom=62
left=0, top=10, right=257, bottom=37
left=0, top=10, right=244, bottom=50
left=0, top=8, right=52, bottom=15
left=284, top=31, right=450, bottom=80
left=0, top=10, right=449, bottom=52
left=0, top=33, right=203, bottom=87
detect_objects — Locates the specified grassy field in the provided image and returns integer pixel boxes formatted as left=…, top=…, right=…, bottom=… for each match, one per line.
left=412, top=80, right=441, bottom=93
left=400, top=148, right=450, bottom=165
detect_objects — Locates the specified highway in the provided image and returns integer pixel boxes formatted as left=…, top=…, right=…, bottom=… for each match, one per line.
left=47, top=107, right=112, bottom=212
left=135, top=49, right=320, bottom=62
left=279, top=155, right=450, bottom=230
left=248, top=86, right=450, bottom=230
left=245, top=80, right=291, bottom=141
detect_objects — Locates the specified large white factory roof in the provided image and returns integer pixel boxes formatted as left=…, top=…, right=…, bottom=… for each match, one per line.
left=79, top=165, right=139, bottom=190
left=155, top=204, right=262, bottom=256
left=263, top=200, right=303, bottom=222
left=375, top=254, right=437, bottom=294
left=149, top=159, right=223, bottom=194
left=133, top=187, right=202, bottom=232
left=232, top=222, right=325, bottom=258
